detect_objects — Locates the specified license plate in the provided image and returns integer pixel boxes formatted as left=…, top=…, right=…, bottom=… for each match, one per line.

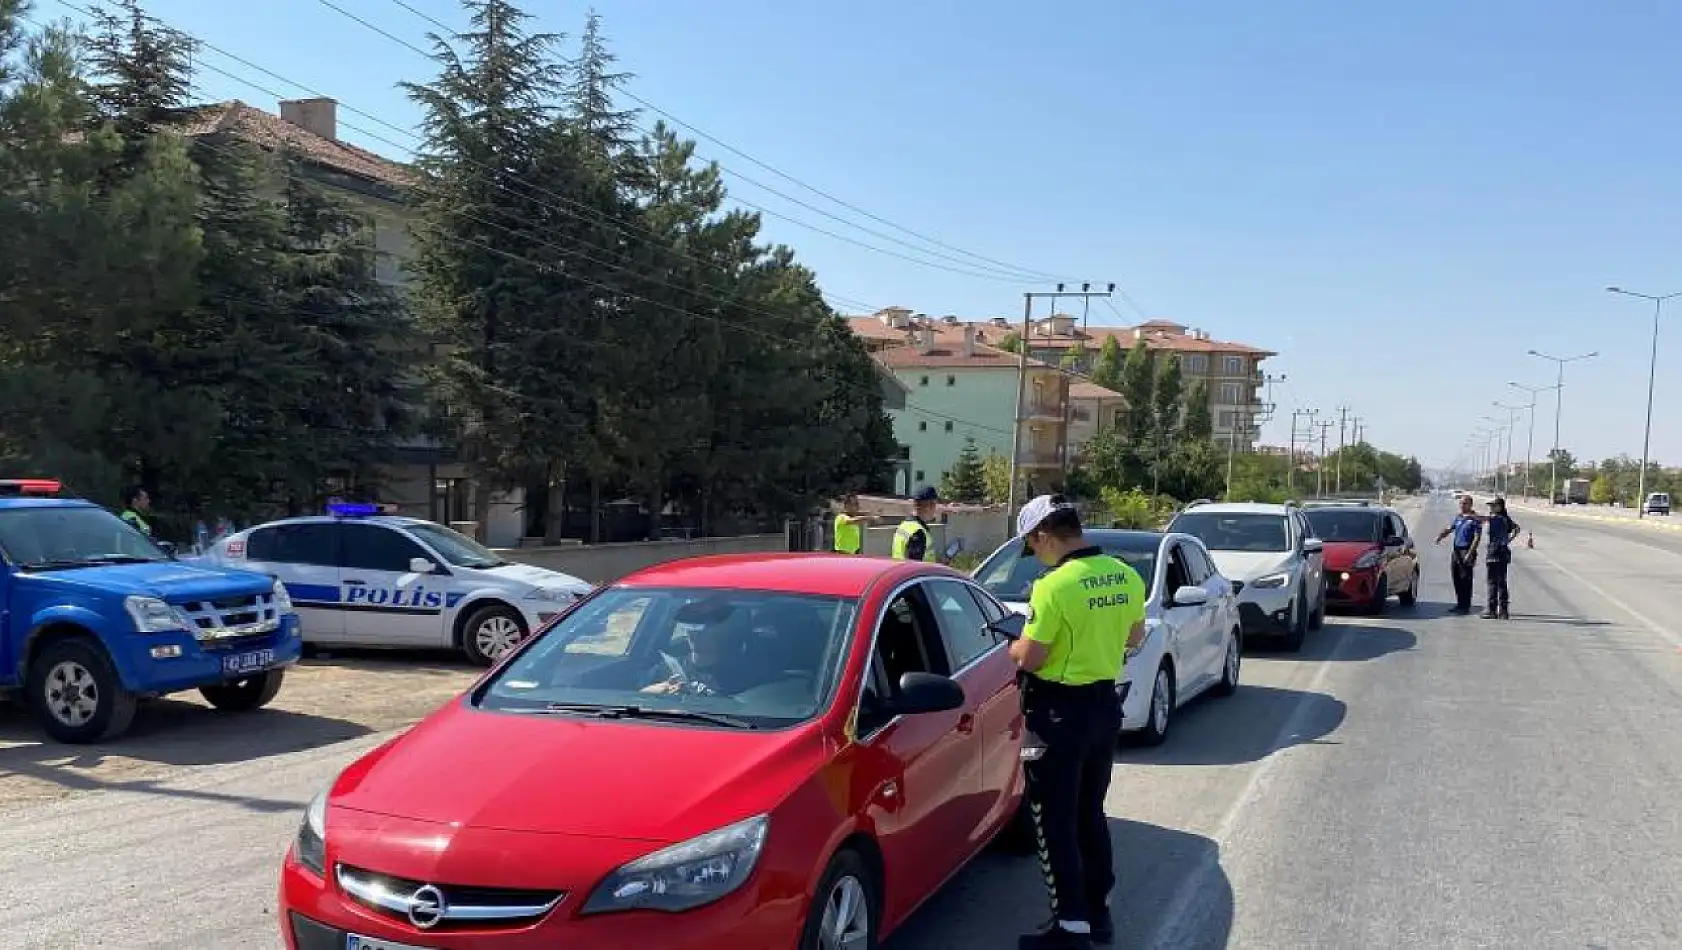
left=346, top=934, right=433, bottom=950
left=221, top=649, right=274, bottom=676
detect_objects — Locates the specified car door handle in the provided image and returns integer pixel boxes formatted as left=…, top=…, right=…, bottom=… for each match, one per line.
left=955, top=714, right=975, bottom=734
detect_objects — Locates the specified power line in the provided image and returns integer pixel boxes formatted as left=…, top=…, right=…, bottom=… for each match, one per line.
left=375, top=0, right=1076, bottom=285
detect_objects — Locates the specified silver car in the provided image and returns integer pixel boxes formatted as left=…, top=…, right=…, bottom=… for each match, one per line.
left=1165, top=502, right=1325, bottom=651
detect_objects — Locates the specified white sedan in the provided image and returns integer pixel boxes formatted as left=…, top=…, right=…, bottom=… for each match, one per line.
left=972, top=528, right=1243, bottom=745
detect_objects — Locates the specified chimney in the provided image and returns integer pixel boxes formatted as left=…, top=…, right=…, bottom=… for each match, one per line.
left=962, top=325, right=977, bottom=357
left=280, top=98, right=339, bottom=141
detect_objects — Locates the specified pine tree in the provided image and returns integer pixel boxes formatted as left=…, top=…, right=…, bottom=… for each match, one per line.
left=1151, top=353, right=1183, bottom=447
left=941, top=438, right=986, bottom=503
left=1182, top=378, right=1213, bottom=441
left=1119, top=339, right=1154, bottom=447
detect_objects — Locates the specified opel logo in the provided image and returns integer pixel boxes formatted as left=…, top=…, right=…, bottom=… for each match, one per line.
left=407, top=884, right=447, bottom=929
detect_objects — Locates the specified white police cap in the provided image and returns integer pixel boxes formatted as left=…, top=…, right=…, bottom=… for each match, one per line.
left=1016, top=494, right=1077, bottom=539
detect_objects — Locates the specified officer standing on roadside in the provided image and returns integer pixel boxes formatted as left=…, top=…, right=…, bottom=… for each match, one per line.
left=1010, top=494, right=1146, bottom=949
left=832, top=493, right=867, bottom=555
left=1481, top=497, right=1521, bottom=619
left=890, top=486, right=939, bottom=561
left=119, top=486, right=153, bottom=538
left=1434, top=494, right=1482, bottom=613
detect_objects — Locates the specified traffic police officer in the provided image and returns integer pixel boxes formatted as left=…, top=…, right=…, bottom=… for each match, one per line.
left=1009, top=494, right=1146, bottom=949
left=1481, top=497, right=1521, bottom=619
left=1434, top=494, right=1482, bottom=613
left=119, top=486, right=153, bottom=538
left=832, top=493, right=866, bottom=555
left=890, top=486, right=939, bottom=561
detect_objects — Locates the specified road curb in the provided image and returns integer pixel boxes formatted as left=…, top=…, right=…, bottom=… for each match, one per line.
left=1503, top=501, right=1682, bottom=533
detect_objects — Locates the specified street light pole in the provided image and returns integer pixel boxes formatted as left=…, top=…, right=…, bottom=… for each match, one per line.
left=1508, top=381, right=1556, bottom=501
left=1527, top=349, right=1598, bottom=504
left=1494, top=402, right=1525, bottom=497
left=1606, top=287, right=1679, bottom=517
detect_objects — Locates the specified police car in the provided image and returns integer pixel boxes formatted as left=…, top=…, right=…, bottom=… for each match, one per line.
left=196, top=503, right=592, bottom=665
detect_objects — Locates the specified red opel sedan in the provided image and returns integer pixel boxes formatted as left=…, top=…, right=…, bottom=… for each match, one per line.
left=279, top=554, right=1031, bottom=950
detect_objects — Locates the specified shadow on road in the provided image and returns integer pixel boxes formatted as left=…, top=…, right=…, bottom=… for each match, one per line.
left=1125, top=683, right=1345, bottom=767
left=0, top=699, right=371, bottom=812
left=1252, top=621, right=1417, bottom=662
left=884, top=818, right=1232, bottom=950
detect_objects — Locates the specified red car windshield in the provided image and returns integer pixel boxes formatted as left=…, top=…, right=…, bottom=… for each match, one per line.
left=1304, top=509, right=1385, bottom=543
left=478, top=586, right=859, bottom=729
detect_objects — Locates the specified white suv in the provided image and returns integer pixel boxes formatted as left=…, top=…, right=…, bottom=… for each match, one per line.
left=1165, top=501, right=1326, bottom=651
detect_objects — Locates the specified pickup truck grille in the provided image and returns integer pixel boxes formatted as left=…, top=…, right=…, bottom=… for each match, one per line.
left=179, top=592, right=281, bottom=642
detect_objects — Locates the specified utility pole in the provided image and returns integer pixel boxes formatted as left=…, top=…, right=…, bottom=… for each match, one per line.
left=1315, top=421, right=1332, bottom=497
left=1007, top=282, right=1114, bottom=534
left=1288, top=409, right=1318, bottom=493
left=1223, top=374, right=1282, bottom=499
left=1333, top=406, right=1350, bottom=494
left=1528, top=349, right=1597, bottom=504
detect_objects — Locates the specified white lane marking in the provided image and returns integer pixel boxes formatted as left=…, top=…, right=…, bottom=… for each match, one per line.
left=1523, top=545, right=1682, bottom=650
left=1148, top=618, right=1360, bottom=948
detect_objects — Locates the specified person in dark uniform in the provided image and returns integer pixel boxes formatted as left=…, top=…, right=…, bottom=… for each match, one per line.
left=1481, top=497, right=1521, bottom=619
left=1435, top=494, right=1482, bottom=613
left=1010, top=495, right=1147, bottom=949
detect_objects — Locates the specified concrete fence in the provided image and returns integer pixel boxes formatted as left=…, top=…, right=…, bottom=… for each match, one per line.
left=498, top=533, right=789, bottom=584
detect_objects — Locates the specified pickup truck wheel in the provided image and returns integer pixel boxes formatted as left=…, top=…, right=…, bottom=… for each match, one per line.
left=200, top=670, right=285, bottom=712
left=26, top=638, right=138, bottom=744
left=462, top=604, right=528, bottom=666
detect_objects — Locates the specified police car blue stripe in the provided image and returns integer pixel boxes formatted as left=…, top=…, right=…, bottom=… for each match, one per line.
left=284, top=583, right=341, bottom=605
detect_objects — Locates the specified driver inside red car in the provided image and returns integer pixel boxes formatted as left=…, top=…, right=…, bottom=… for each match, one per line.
left=641, top=603, right=766, bottom=697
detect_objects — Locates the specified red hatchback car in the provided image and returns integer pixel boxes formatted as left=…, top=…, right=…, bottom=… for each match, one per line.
left=279, top=554, right=1031, bottom=950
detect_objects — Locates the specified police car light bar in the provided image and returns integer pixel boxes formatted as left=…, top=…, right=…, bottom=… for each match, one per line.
left=326, top=501, right=381, bottom=517
left=0, top=478, right=64, bottom=496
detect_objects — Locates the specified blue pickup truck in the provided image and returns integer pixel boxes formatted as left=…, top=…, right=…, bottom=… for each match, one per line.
left=0, top=480, right=302, bottom=743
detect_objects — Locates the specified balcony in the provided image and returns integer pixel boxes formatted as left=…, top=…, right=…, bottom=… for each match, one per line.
left=1017, top=448, right=1066, bottom=468
left=1022, top=399, right=1065, bottom=421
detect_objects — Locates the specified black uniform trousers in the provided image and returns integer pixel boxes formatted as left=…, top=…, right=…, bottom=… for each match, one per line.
left=1486, top=547, right=1511, bottom=612
left=1449, top=546, right=1476, bottom=611
left=1021, top=677, right=1121, bottom=928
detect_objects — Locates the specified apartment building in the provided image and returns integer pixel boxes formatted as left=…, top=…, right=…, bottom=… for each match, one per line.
left=851, top=310, right=1078, bottom=494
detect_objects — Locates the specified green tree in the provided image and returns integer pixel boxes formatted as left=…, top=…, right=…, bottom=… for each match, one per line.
left=981, top=450, right=1013, bottom=504
left=1089, top=335, right=1124, bottom=391
left=1151, top=353, right=1183, bottom=446
left=996, top=331, right=1021, bottom=354
left=1181, top=378, right=1212, bottom=441
left=1118, top=339, right=1154, bottom=447
left=1589, top=473, right=1613, bottom=505
left=1059, top=342, right=1086, bottom=371
left=941, top=437, right=986, bottom=502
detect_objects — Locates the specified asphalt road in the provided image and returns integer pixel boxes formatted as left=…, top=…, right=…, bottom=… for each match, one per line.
left=5, top=495, right=1682, bottom=949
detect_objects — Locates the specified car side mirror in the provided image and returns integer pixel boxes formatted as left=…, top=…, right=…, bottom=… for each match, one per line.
left=1302, top=537, right=1323, bottom=554
left=885, top=672, right=966, bottom=716
left=987, top=612, right=1027, bottom=641
left=1171, top=585, right=1209, bottom=608
left=409, top=557, right=438, bottom=574
left=1383, top=537, right=1404, bottom=550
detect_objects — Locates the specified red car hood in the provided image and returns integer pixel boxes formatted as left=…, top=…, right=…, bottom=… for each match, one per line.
left=1321, top=540, right=1382, bottom=571
left=332, top=700, right=830, bottom=844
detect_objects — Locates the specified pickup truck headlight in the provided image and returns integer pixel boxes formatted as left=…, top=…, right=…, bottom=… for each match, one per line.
left=1352, top=549, right=1384, bottom=571
left=124, top=595, right=189, bottom=633
left=1249, top=572, right=1290, bottom=589
left=581, top=814, right=769, bottom=914
left=270, top=578, right=294, bottom=614
left=293, top=786, right=328, bottom=875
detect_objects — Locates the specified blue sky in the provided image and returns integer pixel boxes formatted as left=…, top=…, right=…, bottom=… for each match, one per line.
left=98, top=0, right=1682, bottom=472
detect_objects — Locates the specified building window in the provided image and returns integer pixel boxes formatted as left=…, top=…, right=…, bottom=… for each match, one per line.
left=1186, top=355, right=1208, bottom=373
left=1220, top=382, right=1241, bottom=403
left=918, top=420, right=927, bottom=431
left=919, top=375, right=929, bottom=387
left=915, top=470, right=925, bottom=482
left=1111, top=409, right=1123, bottom=426
left=943, top=421, right=953, bottom=432
left=946, top=375, right=955, bottom=386
left=1218, top=411, right=1235, bottom=428
left=1224, top=355, right=1244, bottom=374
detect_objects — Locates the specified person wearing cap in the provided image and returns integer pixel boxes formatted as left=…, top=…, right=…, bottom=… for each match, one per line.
left=1009, top=494, right=1147, bottom=949
left=832, top=494, right=867, bottom=555
left=890, top=486, right=940, bottom=561
left=1481, top=497, right=1521, bottom=619
left=1434, top=493, right=1482, bottom=613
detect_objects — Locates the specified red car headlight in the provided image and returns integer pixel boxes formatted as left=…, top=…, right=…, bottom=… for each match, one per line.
left=581, top=814, right=770, bottom=915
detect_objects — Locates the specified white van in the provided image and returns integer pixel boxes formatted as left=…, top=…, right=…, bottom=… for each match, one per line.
left=1645, top=492, right=1671, bottom=516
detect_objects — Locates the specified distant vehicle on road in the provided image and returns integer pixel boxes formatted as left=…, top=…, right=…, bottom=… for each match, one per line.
left=0, top=478, right=301, bottom=743
left=280, top=554, right=1032, bottom=950
left=197, top=503, right=591, bottom=665
left=1645, top=492, right=1672, bottom=516
left=1560, top=478, right=1591, bottom=505
left=1301, top=503, right=1420, bottom=613
left=974, top=527, right=1242, bottom=744
left=1165, top=502, right=1325, bottom=652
